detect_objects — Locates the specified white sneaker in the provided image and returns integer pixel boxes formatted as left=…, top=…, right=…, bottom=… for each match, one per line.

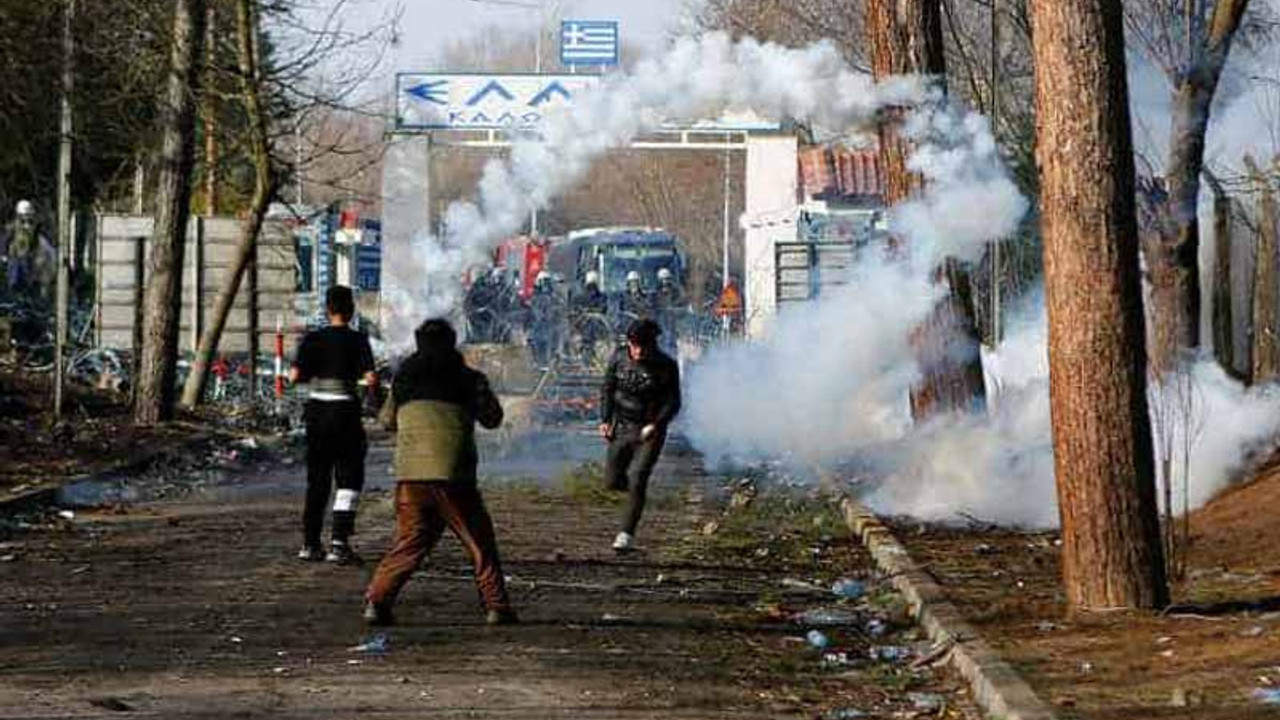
left=612, top=532, right=634, bottom=552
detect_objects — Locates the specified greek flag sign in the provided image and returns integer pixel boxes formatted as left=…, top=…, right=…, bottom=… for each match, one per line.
left=560, top=20, right=619, bottom=67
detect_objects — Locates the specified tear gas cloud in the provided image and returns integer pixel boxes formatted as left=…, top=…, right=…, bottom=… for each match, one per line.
left=381, top=30, right=1275, bottom=528
left=382, top=33, right=941, bottom=348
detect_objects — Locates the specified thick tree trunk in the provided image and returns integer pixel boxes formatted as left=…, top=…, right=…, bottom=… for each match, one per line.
left=1248, top=156, right=1280, bottom=385
left=1206, top=174, right=1235, bottom=376
left=1029, top=0, right=1169, bottom=610
left=180, top=0, right=273, bottom=409
left=867, top=0, right=944, bottom=208
left=867, top=0, right=986, bottom=421
left=1146, top=0, right=1251, bottom=372
left=134, top=0, right=208, bottom=425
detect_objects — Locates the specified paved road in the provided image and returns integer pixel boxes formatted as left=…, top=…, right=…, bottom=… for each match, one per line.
left=0, top=430, right=972, bottom=719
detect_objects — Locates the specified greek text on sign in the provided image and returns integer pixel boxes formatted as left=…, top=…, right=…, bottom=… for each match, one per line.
left=560, top=20, right=619, bottom=66
left=397, top=74, right=601, bottom=131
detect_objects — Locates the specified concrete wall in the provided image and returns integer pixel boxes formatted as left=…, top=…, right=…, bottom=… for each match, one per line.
left=94, top=215, right=301, bottom=355
left=743, top=134, right=799, bottom=339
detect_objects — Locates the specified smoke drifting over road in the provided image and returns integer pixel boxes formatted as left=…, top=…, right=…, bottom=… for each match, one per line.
left=381, top=33, right=930, bottom=345
left=382, top=30, right=1275, bottom=529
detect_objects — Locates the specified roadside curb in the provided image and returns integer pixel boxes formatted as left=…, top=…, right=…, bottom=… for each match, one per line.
left=839, top=497, right=1059, bottom=720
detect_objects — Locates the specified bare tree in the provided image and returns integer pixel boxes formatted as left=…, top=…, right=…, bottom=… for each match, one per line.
left=1248, top=155, right=1280, bottom=383
left=134, top=0, right=207, bottom=425
left=1206, top=171, right=1236, bottom=374
left=1029, top=0, right=1169, bottom=609
left=1126, top=0, right=1253, bottom=373
left=180, top=0, right=274, bottom=408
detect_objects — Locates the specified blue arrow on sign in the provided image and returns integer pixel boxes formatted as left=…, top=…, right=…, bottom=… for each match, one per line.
left=529, top=81, right=572, bottom=107
left=405, top=80, right=449, bottom=105
left=466, top=80, right=516, bottom=106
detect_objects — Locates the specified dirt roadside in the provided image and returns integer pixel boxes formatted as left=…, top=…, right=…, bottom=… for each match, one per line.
left=891, top=459, right=1280, bottom=720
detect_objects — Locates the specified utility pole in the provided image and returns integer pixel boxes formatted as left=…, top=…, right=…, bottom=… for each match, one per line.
left=55, top=0, right=75, bottom=420
left=989, top=0, right=1001, bottom=351
left=721, top=133, right=732, bottom=334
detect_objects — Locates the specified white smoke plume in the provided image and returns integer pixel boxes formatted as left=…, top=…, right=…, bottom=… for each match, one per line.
left=859, top=290, right=1280, bottom=529
left=381, top=33, right=934, bottom=349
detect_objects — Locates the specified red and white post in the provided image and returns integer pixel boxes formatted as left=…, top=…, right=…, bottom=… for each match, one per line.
left=274, top=315, right=285, bottom=409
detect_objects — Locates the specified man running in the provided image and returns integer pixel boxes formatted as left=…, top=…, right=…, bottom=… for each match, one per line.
left=600, top=319, right=682, bottom=552
left=290, top=285, right=376, bottom=565
left=364, top=319, right=515, bottom=627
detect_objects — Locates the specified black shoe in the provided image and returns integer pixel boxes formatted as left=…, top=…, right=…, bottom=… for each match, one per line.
left=325, top=543, right=364, bottom=566
left=486, top=608, right=519, bottom=626
left=363, top=602, right=395, bottom=627
left=297, top=546, right=324, bottom=562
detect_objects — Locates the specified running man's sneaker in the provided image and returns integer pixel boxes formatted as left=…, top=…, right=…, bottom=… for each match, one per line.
left=612, top=531, right=635, bottom=552
left=325, top=543, right=364, bottom=566
left=297, top=546, right=324, bottom=562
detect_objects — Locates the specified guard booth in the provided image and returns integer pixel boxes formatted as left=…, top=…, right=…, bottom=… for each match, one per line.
left=775, top=203, right=881, bottom=305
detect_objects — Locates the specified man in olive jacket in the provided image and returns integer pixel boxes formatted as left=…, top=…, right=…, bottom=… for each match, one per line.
left=363, top=319, right=515, bottom=626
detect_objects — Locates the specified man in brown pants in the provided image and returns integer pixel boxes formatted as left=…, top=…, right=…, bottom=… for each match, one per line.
left=363, top=319, right=516, bottom=627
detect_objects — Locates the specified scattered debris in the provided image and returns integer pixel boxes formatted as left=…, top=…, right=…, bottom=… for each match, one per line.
left=820, top=650, right=853, bottom=668
left=864, top=618, right=888, bottom=638
left=1242, top=626, right=1266, bottom=638
left=780, top=578, right=827, bottom=594
left=868, top=646, right=911, bottom=663
left=1254, top=688, right=1280, bottom=705
left=910, top=642, right=953, bottom=669
left=56, top=510, right=74, bottom=521
left=806, top=630, right=830, bottom=649
left=701, top=520, right=721, bottom=536
left=830, top=579, right=865, bottom=599
left=908, top=692, right=945, bottom=712
left=228, top=636, right=243, bottom=644
left=824, top=709, right=867, bottom=720
left=793, top=608, right=859, bottom=627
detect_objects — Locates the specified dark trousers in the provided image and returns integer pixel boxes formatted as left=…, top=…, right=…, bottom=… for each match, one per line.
left=365, top=481, right=512, bottom=612
left=304, top=400, right=366, bottom=548
left=605, top=421, right=667, bottom=535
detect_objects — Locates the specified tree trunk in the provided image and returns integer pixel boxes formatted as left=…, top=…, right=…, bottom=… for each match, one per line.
left=1146, top=0, right=1251, bottom=373
left=1028, top=0, right=1169, bottom=610
left=1248, top=156, right=1280, bottom=385
left=1206, top=173, right=1235, bottom=376
left=180, top=0, right=273, bottom=409
left=202, top=0, right=219, bottom=216
left=134, top=0, right=208, bottom=425
left=867, top=0, right=987, bottom=420
left=867, top=0, right=944, bottom=208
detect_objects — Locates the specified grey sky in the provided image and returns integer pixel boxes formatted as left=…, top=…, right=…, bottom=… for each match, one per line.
left=379, top=0, right=694, bottom=70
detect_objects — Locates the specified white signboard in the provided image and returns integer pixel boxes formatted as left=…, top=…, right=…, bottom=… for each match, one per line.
left=396, top=73, right=600, bottom=131
left=395, top=73, right=783, bottom=133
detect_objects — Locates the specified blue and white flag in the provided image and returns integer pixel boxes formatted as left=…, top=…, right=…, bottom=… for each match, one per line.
left=560, top=20, right=619, bottom=66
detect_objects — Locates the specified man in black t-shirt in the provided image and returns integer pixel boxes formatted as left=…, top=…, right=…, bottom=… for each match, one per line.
left=290, top=285, right=377, bottom=564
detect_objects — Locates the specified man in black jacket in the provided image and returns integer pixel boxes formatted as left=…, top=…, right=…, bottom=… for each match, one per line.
left=599, top=319, right=681, bottom=552
left=290, top=285, right=377, bottom=565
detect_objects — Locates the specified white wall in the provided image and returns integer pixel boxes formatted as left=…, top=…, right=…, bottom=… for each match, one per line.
left=742, top=134, right=799, bottom=339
